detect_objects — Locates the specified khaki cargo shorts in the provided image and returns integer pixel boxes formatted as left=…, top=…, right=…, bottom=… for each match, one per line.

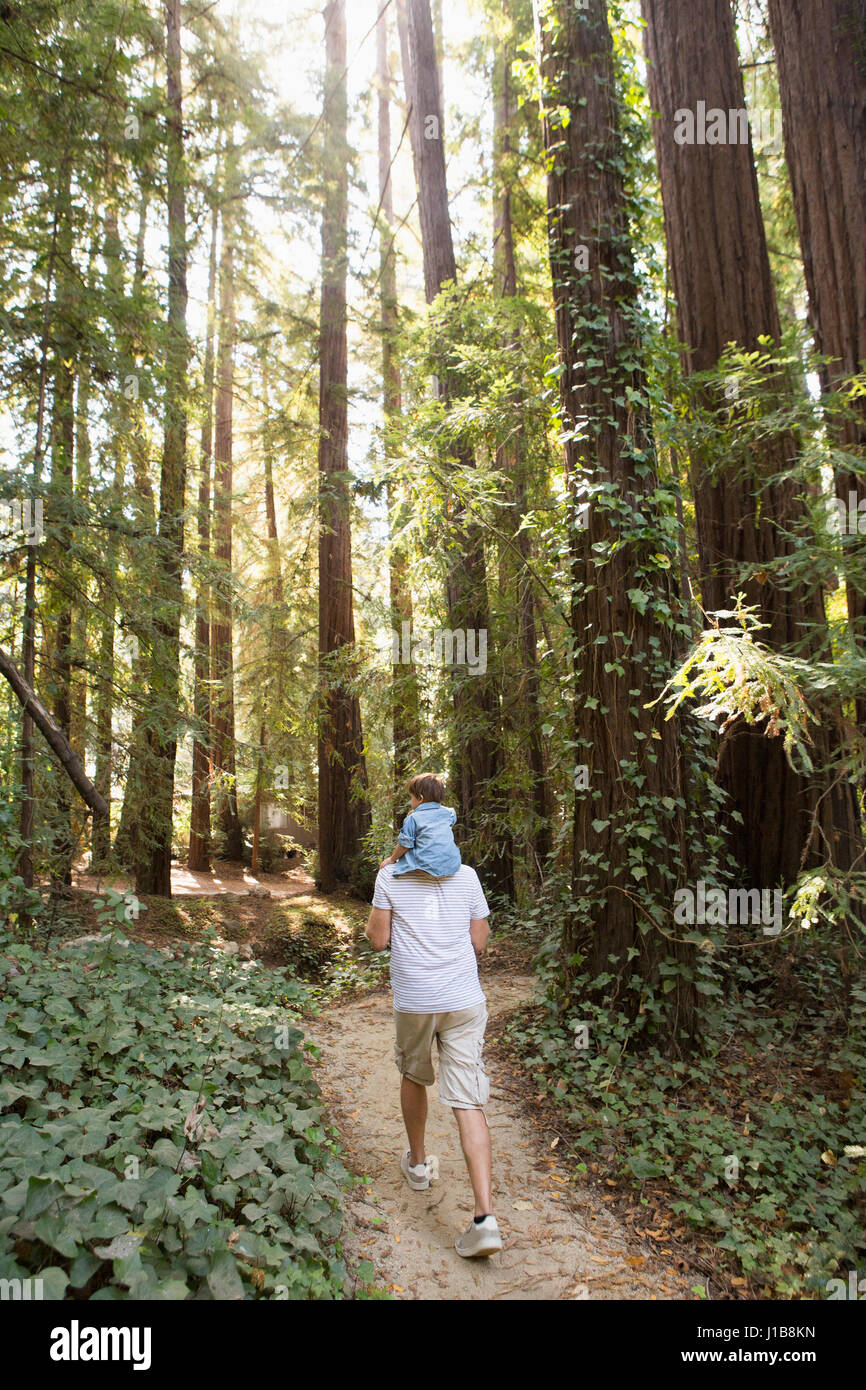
left=394, top=1002, right=490, bottom=1109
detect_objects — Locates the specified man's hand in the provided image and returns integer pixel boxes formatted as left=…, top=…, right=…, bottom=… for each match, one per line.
left=365, top=906, right=392, bottom=951
left=379, top=855, right=395, bottom=870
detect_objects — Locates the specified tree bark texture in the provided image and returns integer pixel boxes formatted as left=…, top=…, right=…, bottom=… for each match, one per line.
left=642, top=0, right=862, bottom=886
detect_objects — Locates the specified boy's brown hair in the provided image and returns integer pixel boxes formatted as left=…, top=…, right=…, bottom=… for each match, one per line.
left=408, top=772, right=446, bottom=804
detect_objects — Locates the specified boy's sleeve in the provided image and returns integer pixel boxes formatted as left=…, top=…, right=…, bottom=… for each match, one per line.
left=469, top=869, right=490, bottom=919
left=446, top=807, right=457, bottom=826
left=396, top=813, right=417, bottom=849
left=371, top=868, right=393, bottom=910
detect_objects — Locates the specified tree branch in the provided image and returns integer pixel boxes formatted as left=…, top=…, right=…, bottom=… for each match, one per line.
left=0, top=644, right=108, bottom=816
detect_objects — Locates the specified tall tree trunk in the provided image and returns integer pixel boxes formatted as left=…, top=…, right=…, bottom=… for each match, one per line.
left=113, top=184, right=156, bottom=869
left=91, top=161, right=124, bottom=870
left=317, top=0, right=372, bottom=892
left=68, top=349, right=90, bottom=863
left=378, top=5, right=422, bottom=829
left=134, top=0, right=189, bottom=896
left=92, top=456, right=123, bottom=870
left=432, top=0, right=444, bottom=109
left=767, top=0, right=866, bottom=729
left=69, top=220, right=100, bottom=864
left=18, top=181, right=63, bottom=897
left=493, top=38, right=551, bottom=876
left=535, top=0, right=697, bottom=1043
left=48, top=170, right=75, bottom=886
left=641, top=0, right=862, bottom=887
left=189, top=201, right=219, bottom=871
left=252, top=377, right=285, bottom=876
left=210, top=196, right=244, bottom=863
left=396, top=0, right=422, bottom=181
left=70, top=353, right=91, bottom=750
left=402, top=0, right=514, bottom=899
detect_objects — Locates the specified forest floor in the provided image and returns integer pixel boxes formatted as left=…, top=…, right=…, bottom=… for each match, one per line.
left=308, top=974, right=699, bottom=1300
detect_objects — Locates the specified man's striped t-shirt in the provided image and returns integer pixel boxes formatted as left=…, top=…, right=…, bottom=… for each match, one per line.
left=372, top=863, right=490, bottom=1013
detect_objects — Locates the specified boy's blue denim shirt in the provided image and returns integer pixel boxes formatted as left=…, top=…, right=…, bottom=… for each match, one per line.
left=393, top=799, right=462, bottom=878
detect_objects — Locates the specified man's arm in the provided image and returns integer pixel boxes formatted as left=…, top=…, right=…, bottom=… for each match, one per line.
left=469, top=916, right=489, bottom=957
left=365, top=905, right=392, bottom=951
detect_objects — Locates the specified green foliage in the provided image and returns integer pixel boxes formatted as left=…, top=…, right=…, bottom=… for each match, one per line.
left=652, top=595, right=819, bottom=774
left=0, top=917, right=352, bottom=1300
left=0, top=796, right=41, bottom=925
left=507, top=912, right=866, bottom=1297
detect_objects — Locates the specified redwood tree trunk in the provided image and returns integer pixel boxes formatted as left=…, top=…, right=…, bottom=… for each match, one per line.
left=767, top=0, right=866, bottom=729
left=641, top=0, right=862, bottom=886
left=493, top=38, right=551, bottom=876
left=378, top=5, right=422, bottom=828
left=252, top=393, right=286, bottom=877
left=403, top=0, right=514, bottom=898
left=47, top=162, right=75, bottom=885
left=134, top=0, right=189, bottom=897
left=92, top=181, right=125, bottom=870
left=210, top=200, right=244, bottom=863
left=536, top=0, right=696, bottom=1042
left=189, top=201, right=219, bottom=871
left=69, top=356, right=91, bottom=778
left=91, top=453, right=122, bottom=870
left=111, top=186, right=155, bottom=870
left=49, top=340, right=74, bottom=884
left=316, top=0, right=372, bottom=891
left=18, top=184, right=62, bottom=895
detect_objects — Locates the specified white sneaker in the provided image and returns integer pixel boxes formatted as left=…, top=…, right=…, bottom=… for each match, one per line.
left=455, top=1215, right=503, bottom=1258
left=401, top=1149, right=434, bottom=1190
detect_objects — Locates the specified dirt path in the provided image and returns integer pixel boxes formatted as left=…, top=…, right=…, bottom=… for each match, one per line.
left=307, top=975, right=694, bottom=1301
left=73, top=862, right=315, bottom=900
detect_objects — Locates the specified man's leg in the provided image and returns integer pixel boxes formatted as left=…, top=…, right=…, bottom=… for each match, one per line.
left=401, top=1076, right=428, bottom=1167
left=436, top=1004, right=494, bottom=1217
left=394, top=1011, right=436, bottom=1169
left=453, top=1106, right=493, bottom=1217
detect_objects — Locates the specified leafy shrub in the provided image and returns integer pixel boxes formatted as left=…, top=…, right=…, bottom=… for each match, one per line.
left=0, top=910, right=353, bottom=1300
left=506, top=941, right=866, bottom=1296
left=0, top=795, right=41, bottom=926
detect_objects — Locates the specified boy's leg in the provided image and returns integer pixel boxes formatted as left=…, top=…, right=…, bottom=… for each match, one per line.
left=453, top=1107, right=493, bottom=1217
left=401, top=1076, right=428, bottom=1166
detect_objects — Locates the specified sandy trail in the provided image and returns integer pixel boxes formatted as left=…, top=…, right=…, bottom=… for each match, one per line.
left=307, top=975, right=692, bottom=1301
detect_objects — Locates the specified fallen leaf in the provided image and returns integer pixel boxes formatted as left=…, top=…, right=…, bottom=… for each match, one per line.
left=93, top=1234, right=141, bottom=1260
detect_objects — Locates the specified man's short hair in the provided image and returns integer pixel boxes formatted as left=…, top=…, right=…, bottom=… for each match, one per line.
left=408, top=772, right=446, bottom=803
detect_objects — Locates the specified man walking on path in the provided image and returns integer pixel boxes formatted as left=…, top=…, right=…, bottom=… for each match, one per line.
left=365, top=859, right=502, bottom=1257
